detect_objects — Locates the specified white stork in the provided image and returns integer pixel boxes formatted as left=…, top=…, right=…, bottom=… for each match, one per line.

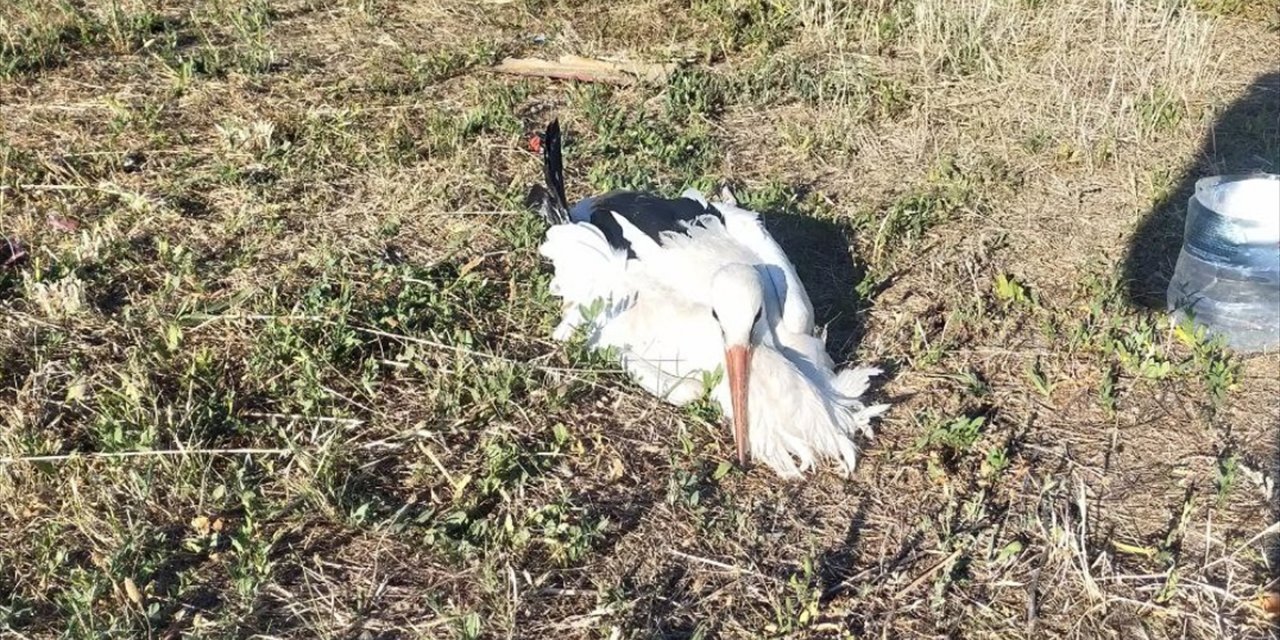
left=532, top=120, right=887, bottom=478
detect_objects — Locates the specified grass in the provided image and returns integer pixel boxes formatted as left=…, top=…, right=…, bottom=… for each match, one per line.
left=1, top=0, right=1278, bottom=638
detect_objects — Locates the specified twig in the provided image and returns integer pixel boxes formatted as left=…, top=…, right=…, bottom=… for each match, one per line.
left=1202, top=521, right=1280, bottom=571
left=1074, top=480, right=1102, bottom=601
left=421, top=210, right=524, bottom=216
left=532, top=588, right=602, bottom=597
left=667, top=550, right=773, bottom=581
left=1095, top=573, right=1171, bottom=582
left=1180, top=579, right=1245, bottom=602
left=493, top=55, right=675, bottom=85
left=894, top=548, right=964, bottom=600
left=1026, top=550, right=1044, bottom=635
left=0, top=183, right=142, bottom=200
left=418, top=442, right=461, bottom=494
left=242, top=411, right=364, bottom=426
left=1, top=448, right=295, bottom=465
left=1021, top=443, right=1105, bottom=479
left=0, top=184, right=90, bottom=192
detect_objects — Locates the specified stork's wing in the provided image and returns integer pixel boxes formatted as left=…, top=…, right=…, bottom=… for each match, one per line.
left=538, top=222, right=632, bottom=341
left=593, top=273, right=725, bottom=407
left=580, top=190, right=720, bottom=258
left=682, top=189, right=816, bottom=337
left=538, top=219, right=719, bottom=405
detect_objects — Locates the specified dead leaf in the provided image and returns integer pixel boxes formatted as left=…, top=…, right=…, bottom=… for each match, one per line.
left=47, top=213, right=80, bottom=232
left=123, top=577, right=142, bottom=605
left=191, top=515, right=210, bottom=534
left=1263, top=591, right=1280, bottom=618
left=458, top=254, right=486, bottom=277
left=65, top=377, right=88, bottom=403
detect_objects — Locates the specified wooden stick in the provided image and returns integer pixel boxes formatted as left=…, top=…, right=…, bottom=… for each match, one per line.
left=667, top=549, right=775, bottom=581
left=894, top=548, right=965, bottom=600
left=493, top=55, right=675, bottom=85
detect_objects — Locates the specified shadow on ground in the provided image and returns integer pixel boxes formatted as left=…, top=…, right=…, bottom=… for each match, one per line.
left=760, top=210, right=870, bottom=365
left=1122, top=71, right=1280, bottom=308
left=1120, top=71, right=1280, bottom=637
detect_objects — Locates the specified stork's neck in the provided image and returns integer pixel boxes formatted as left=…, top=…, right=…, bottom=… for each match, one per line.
left=752, top=309, right=782, bottom=350
left=751, top=268, right=785, bottom=350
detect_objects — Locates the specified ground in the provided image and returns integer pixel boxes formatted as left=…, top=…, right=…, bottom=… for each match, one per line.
left=1, top=0, right=1278, bottom=638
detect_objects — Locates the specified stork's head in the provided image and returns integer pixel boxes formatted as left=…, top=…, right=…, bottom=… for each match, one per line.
left=709, top=264, right=765, bottom=467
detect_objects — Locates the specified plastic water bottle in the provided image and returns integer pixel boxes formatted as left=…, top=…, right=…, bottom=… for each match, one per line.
left=1166, top=173, right=1279, bottom=353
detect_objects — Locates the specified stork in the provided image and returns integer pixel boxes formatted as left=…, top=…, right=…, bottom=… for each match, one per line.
left=531, top=120, right=887, bottom=478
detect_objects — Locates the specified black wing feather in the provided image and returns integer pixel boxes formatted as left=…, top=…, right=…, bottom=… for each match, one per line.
left=588, top=191, right=722, bottom=257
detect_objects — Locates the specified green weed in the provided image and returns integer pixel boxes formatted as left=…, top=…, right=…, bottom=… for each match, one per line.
left=993, top=273, right=1034, bottom=307
left=1214, top=452, right=1238, bottom=505
left=1137, top=86, right=1184, bottom=135
left=1026, top=357, right=1054, bottom=398
left=694, top=0, right=797, bottom=55
left=572, top=85, right=718, bottom=192
left=917, top=414, right=986, bottom=455
left=766, top=557, right=822, bottom=634
left=0, top=2, right=96, bottom=78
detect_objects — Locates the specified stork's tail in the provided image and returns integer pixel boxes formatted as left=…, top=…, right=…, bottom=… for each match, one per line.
left=832, top=366, right=881, bottom=400
left=830, top=366, right=888, bottom=440
left=535, top=119, right=571, bottom=226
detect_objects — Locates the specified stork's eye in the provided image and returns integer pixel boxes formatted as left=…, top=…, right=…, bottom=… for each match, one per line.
left=711, top=309, right=720, bottom=322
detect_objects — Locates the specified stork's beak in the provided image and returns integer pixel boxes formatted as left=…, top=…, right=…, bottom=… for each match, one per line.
left=725, top=345, right=751, bottom=466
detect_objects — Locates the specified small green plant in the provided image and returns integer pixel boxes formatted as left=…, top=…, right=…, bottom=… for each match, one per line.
left=1026, top=357, right=1055, bottom=398
left=527, top=496, right=609, bottom=565
left=1098, top=366, right=1118, bottom=414
left=980, top=445, right=1010, bottom=480
left=665, top=67, right=725, bottom=119
left=1214, top=452, right=1238, bottom=506
left=917, top=415, right=986, bottom=454
left=863, top=158, right=986, bottom=263
left=101, top=1, right=165, bottom=54
left=572, top=85, right=719, bottom=192
left=994, top=273, right=1034, bottom=307
left=944, top=369, right=989, bottom=397
left=1153, top=495, right=1196, bottom=603
left=1174, top=315, right=1239, bottom=405
left=1137, top=86, right=1184, bottom=135
left=995, top=539, right=1023, bottom=564
left=1189, top=0, right=1250, bottom=19
left=1112, top=320, right=1173, bottom=380
left=0, top=3, right=96, bottom=78
left=457, top=611, right=482, bottom=640
left=766, top=557, right=821, bottom=634
left=868, top=190, right=958, bottom=260
left=228, top=491, right=278, bottom=602
left=694, top=0, right=797, bottom=54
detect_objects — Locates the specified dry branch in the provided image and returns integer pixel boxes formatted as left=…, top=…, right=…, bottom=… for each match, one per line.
left=492, top=54, right=676, bottom=85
